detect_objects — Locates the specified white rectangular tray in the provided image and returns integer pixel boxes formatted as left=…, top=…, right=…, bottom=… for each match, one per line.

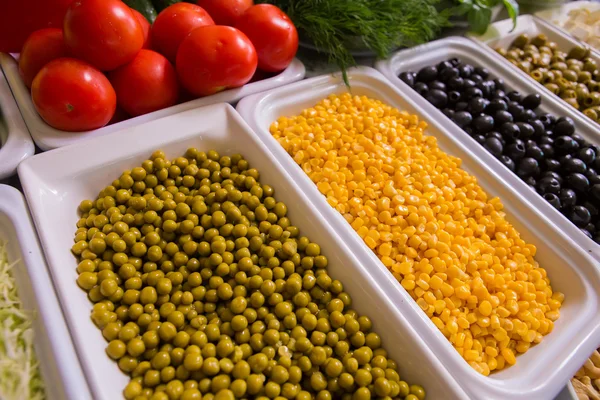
left=0, top=184, right=91, bottom=400
left=375, top=36, right=600, bottom=261
left=236, top=67, right=600, bottom=400
left=535, top=0, right=600, bottom=53
left=0, top=65, right=33, bottom=180
left=18, top=102, right=468, bottom=400
left=0, top=53, right=305, bottom=151
left=467, top=14, right=600, bottom=128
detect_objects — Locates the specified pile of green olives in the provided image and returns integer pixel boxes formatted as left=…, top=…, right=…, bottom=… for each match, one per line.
left=497, top=34, right=600, bottom=122
left=72, top=148, right=427, bottom=400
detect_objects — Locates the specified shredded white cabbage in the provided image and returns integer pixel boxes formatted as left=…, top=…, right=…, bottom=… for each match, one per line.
left=0, top=240, right=45, bottom=400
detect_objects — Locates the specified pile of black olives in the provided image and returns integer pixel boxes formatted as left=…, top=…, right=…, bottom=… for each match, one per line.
left=400, top=59, right=600, bottom=244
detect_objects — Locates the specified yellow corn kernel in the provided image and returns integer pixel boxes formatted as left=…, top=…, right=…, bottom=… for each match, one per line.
left=271, top=93, right=563, bottom=375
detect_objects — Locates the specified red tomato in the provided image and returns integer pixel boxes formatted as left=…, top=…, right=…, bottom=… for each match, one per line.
left=176, top=26, right=257, bottom=97
left=196, top=0, right=253, bottom=26
left=109, top=50, right=179, bottom=117
left=151, top=3, right=214, bottom=63
left=19, top=29, right=69, bottom=89
left=235, top=4, right=298, bottom=72
left=131, top=9, right=152, bottom=50
left=63, top=0, right=144, bottom=71
left=0, top=0, right=74, bottom=53
left=31, top=58, right=116, bottom=131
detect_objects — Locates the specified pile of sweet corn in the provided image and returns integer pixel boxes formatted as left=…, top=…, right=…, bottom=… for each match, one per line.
left=269, top=93, right=563, bottom=376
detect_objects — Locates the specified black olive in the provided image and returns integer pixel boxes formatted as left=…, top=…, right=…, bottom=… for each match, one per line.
left=473, top=115, right=495, bottom=134
left=543, top=171, right=564, bottom=184
left=477, top=80, right=495, bottom=97
left=468, top=97, right=488, bottom=114
left=493, top=91, right=508, bottom=101
left=584, top=223, right=597, bottom=234
left=530, top=119, right=546, bottom=139
left=487, top=99, right=508, bottom=113
left=578, top=147, right=597, bottom=165
left=555, top=136, right=580, bottom=154
left=567, top=173, right=590, bottom=192
left=554, top=117, right=576, bottom=136
left=499, top=155, right=515, bottom=171
left=500, top=122, right=521, bottom=140
left=462, top=79, right=476, bottom=89
left=494, top=110, right=513, bottom=125
left=518, top=109, right=537, bottom=122
left=539, top=135, right=554, bottom=145
left=425, top=89, right=448, bottom=108
left=594, top=154, right=600, bottom=171
left=591, top=183, right=600, bottom=201
left=568, top=205, right=592, bottom=227
left=455, top=101, right=468, bottom=111
left=439, top=67, right=459, bottom=82
left=559, top=188, right=577, bottom=208
left=582, top=229, right=594, bottom=239
left=458, top=64, right=474, bottom=78
left=526, top=145, right=545, bottom=161
left=516, top=122, right=535, bottom=139
left=584, top=201, right=599, bottom=218
left=521, top=93, right=542, bottom=110
left=437, top=60, right=454, bottom=71
left=543, top=193, right=561, bottom=209
left=471, top=74, right=483, bottom=83
left=442, top=108, right=455, bottom=119
left=417, top=65, right=438, bottom=82
left=571, top=134, right=587, bottom=147
left=447, top=77, right=464, bottom=90
left=563, top=157, right=587, bottom=174
left=484, top=137, right=503, bottom=156
left=545, top=158, right=561, bottom=171
left=463, top=87, right=483, bottom=100
left=414, top=82, right=429, bottom=96
left=586, top=168, right=599, bottom=182
left=475, top=67, right=489, bottom=79
left=494, top=78, right=505, bottom=91
left=539, top=113, right=556, bottom=128
left=539, top=143, right=555, bottom=158
left=537, top=176, right=561, bottom=194
left=517, top=157, right=539, bottom=177
left=399, top=72, right=416, bottom=87
left=507, top=91, right=522, bottom=103
left=429, top=81, right=447, bottom=91
left=464, top=127, right=474, bottom=136
left=524, top=176, right=537, bottom=188
left=448, top=91, right=461, bottom=104
left=449, top=58, right=460, bottom=66
left=507, top=102, right=524, bottom=117
left=452, top=111, right=473, bottom=128
left=474, top=134, right=487, bottom=145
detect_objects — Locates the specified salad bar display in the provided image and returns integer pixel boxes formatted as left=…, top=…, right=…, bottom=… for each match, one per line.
left=2, top=1, right=600, bottom=400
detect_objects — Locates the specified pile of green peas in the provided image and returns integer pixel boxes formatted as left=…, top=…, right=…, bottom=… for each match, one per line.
left=72, top=148, right=427, bottom=400
left=497, top=33, right=600, bottom=121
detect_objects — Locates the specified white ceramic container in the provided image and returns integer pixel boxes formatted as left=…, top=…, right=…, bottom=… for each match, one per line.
left=0, top=64, right=33, bottom=180
left=0, top=52, right=305, bottom=151
left=236, top=67, right=600, bottom=400
left=0, top=184, right=91, bottom=400
left=18, top=102, right=469, bottom=400
left=375, top=36, right=600, bottom=261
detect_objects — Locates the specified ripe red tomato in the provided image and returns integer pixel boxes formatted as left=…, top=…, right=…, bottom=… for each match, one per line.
left=63, top=0, right=144, bottom=71
left=235, top=4, right=298, bottom=72
left=31, top=58, right=116, bottom=131
left=19, top=29, right=69, bottom=89
left=196, top=0, right=253, bottom=26
left=0, top=0, right=74, bottom=53
left=151, top=3, right=214, bottom=63
left=131, top=9, right=152, bottom=50
left=176, top=26, right=257, bottom=97
left=109, top=50, right=179, bottom=117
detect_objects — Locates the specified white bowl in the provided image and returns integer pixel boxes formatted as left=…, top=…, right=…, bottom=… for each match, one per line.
left=236, top=67, right=600, bottom=400
left=0, top=184, right=91, bottom=400
left=0, top=65, right=34, bottom=180
left=18, top=102, right=468, bottom=400
left=0, top=53, right=305, bottom=151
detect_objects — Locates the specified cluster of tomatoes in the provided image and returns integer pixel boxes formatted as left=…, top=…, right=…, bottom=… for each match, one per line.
left=18, top=0, right=298, bottom=132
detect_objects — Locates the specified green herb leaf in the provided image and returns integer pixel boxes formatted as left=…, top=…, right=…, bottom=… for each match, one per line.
left=502, top=0, right=519, bottom=31
left=468, top=5, right=493, bottom=34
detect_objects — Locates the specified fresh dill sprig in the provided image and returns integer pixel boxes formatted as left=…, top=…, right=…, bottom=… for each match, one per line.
left=260, top=0, right=451, bottom=84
